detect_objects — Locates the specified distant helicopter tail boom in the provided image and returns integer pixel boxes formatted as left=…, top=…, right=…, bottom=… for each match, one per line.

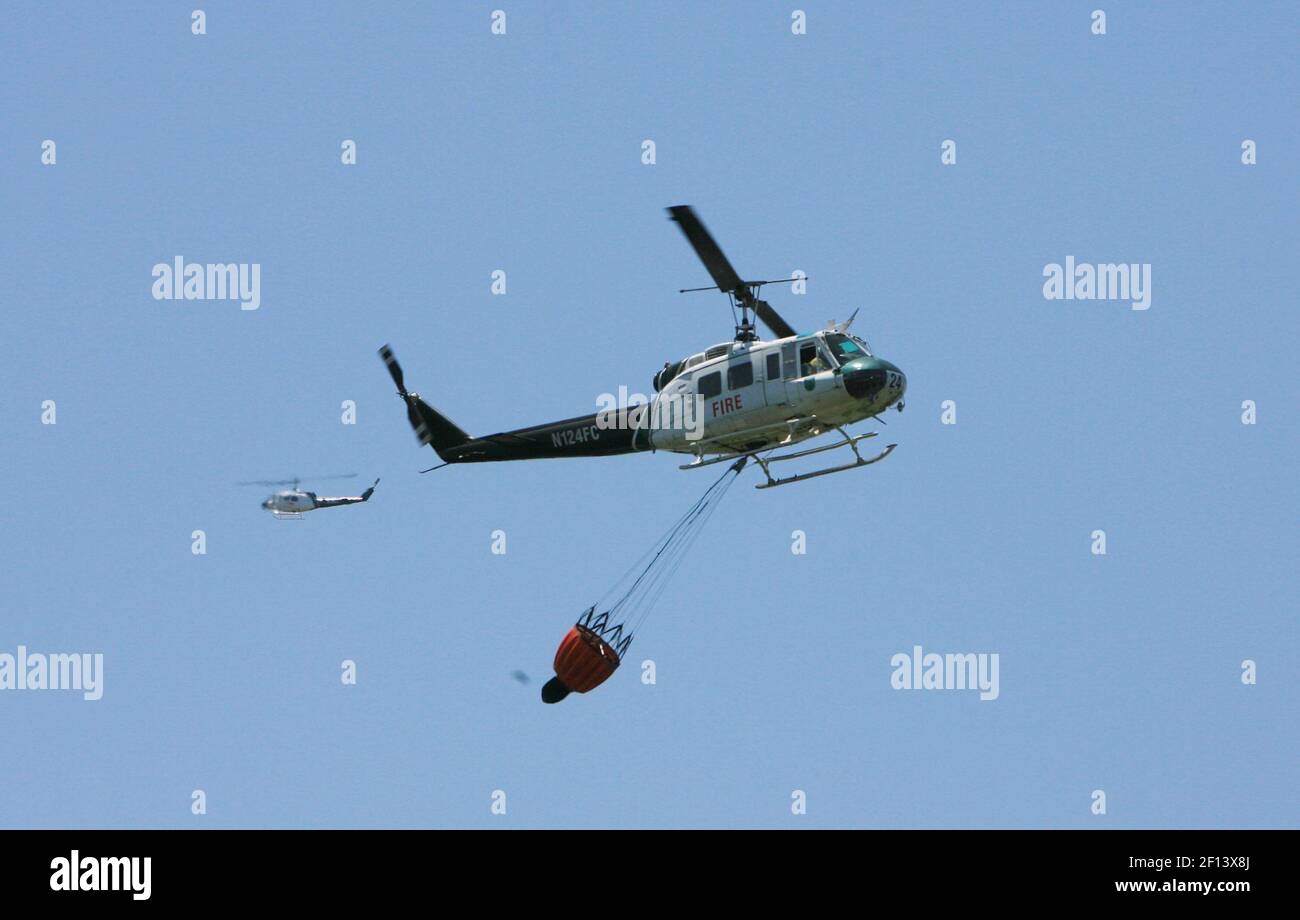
left=312, top=478, right=381, bottom=509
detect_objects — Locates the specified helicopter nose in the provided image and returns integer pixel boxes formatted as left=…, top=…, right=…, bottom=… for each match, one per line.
left=844, top=365, right=885, bottom=399
left=262, top=499, right=271, bottom=510
left=843, top=358, right=906, bottom=403
left=891, top=363, right=907, bottom=399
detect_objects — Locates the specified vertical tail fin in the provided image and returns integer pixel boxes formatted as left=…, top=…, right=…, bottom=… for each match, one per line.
left=379, top=345, right=472, bottom=461
left=407, top=394, right=471, bottom=460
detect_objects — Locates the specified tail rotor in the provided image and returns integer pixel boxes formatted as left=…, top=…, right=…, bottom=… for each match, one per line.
left=379, top=344, right=432, bottom=446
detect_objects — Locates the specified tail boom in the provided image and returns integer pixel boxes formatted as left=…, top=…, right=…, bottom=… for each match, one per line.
left=381, top=344, right=646, bottom=464
left=440, top=412, right=647, bottom=462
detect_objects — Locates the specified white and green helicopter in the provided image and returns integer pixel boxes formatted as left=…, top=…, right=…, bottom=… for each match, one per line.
left=380, top=206, right=906, bottom=489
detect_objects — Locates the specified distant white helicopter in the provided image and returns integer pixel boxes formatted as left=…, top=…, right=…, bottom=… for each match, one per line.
left=237, top=475, right=380, bottom=517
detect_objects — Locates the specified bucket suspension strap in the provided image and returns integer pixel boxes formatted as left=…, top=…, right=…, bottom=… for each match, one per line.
left=598, top=458, right=748, bottom=639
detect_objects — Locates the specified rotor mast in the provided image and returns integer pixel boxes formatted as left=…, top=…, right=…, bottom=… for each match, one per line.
left=668, top=205, right=799, bottom=343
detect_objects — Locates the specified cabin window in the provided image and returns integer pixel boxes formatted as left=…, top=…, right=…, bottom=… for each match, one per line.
left=727, top=359, right=753, bottom=390
left=798, top=341, right=823, bottom=376
left=766, top=352, right=781, bottom=380
left=698, top=371, right=722, bottom=398
left=782, top=343, right=797, bottom=380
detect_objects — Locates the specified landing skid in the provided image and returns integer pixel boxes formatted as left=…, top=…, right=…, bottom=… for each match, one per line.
left=679, top=422, right=897, bottom=489
left=753, top=428, right=896, bottom=489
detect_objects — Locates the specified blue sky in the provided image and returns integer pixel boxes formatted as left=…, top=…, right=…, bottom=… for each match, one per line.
left=1, top=1, right=1296, bottom=828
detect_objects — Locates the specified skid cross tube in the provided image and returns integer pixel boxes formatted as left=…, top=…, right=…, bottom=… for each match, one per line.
left=753, top=425, right=897, bottom=489
left=678, top=415, right=824, bottom=470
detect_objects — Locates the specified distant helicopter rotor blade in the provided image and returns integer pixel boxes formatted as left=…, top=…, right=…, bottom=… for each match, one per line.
left=667, top=206, right=748, bottom=301
left=236, top=474, right=357, bottom=488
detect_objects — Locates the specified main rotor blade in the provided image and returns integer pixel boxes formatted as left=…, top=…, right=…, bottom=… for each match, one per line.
left=754, top=299, right=797, bottom=339
left=236, top=474, right=357, bottom=487
left=379, top=344, right=406, bottom=393
left=667, top=206, right=748, bottom=300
